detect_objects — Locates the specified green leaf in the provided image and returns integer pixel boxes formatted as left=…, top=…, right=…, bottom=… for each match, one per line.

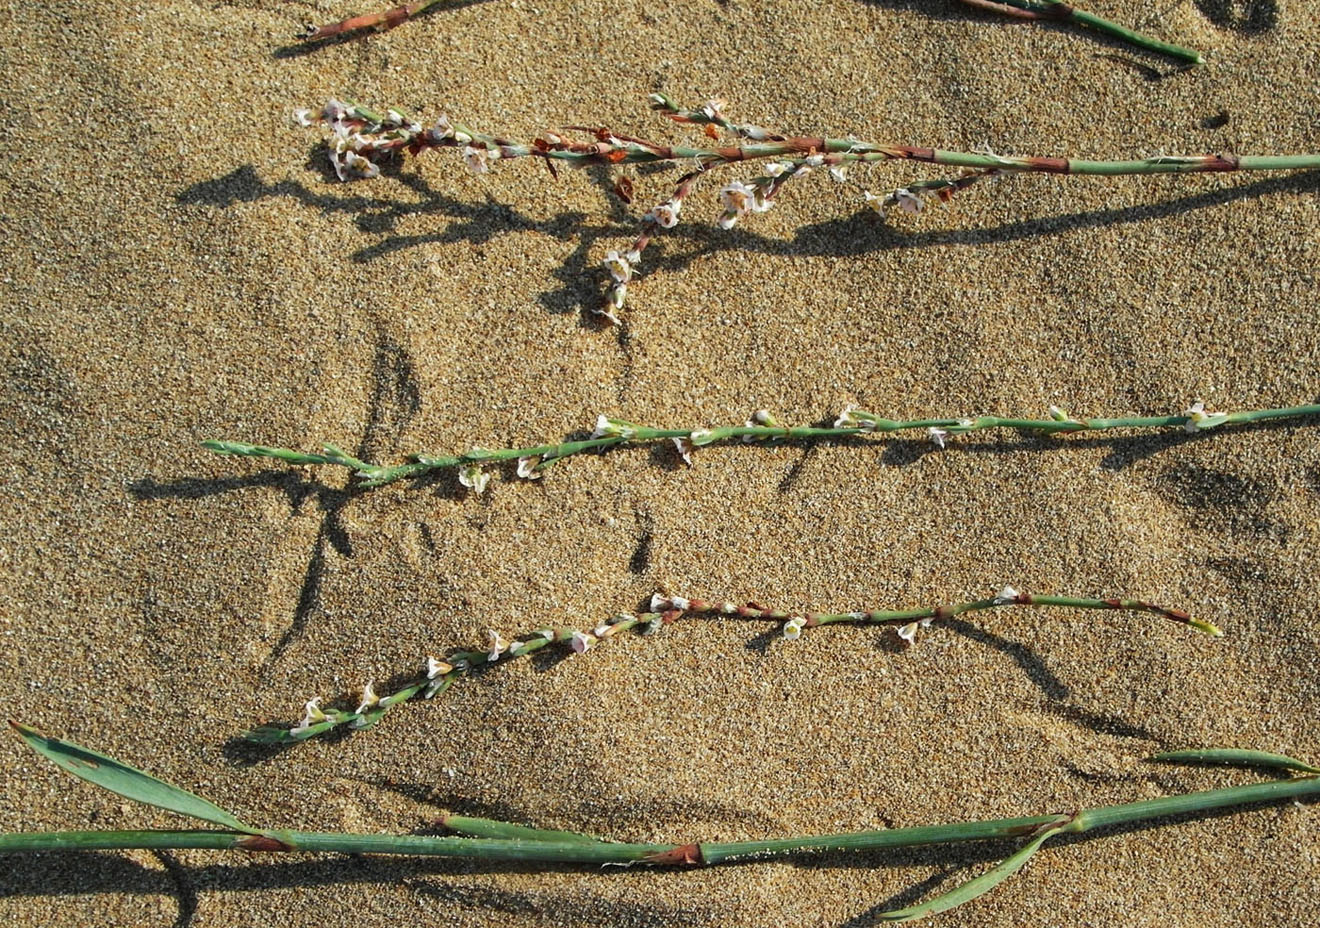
left=1150, top=748, right=1320, bottom=775
left=878, top=819, right=1071, bottom=922
left=11, top=722, right=258, bottom=833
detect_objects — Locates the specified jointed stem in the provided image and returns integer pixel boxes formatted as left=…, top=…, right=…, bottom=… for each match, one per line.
left=204, top=401, right=1320, bottom=490
left=247, top=588, right=1218, bottom=744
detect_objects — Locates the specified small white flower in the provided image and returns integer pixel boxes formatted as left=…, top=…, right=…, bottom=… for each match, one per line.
left=537, top=628, right=556, bottom=641
left=647, top=200, right=682, bottom=228
left=593, top=623, right=616, bottom=638
left=750, top=190, right=775, bottom=213
left=571, top=631, right=597, bottom=654
left=385, top=108, right=407, bottom=126
left=792, top=163, right=812, bottom=178
left=1048, top=405, right=1071, bottom=422
left=672, top=436, right=694, bottom=465
left=829, top=164, right=847, bottom=183
left=896, top=622, right=918, bottom=644
left=718, top=180, right=756, bottom=216
left=355, top=682, right=380, bottom=715
left=602, top=250, right=632, bottom=284
left=487, top=629, right=508, bottom=662
left=805, top=154, right=825, bottom=168
left=716, top=211, right=739, bottom=230
left=625, top=248, right=641, bottom=264
left=649, top=593, right=670, bottom=612
left=431, top=115, right=455, bottom=139
left=293, top=108, right=315, bottom=127
left=834, top=404, right=860, bottom=428
left=458, top=464, right=490, bottom=494
left=993, top=586, right=1020, bottom=605
left=700, top=99, right=724, bottom=119
left=762, top=161, right=788, bottom=177
left=863, top=191, right=886, bottom=214
left=426, top=656, right=453, bottom=679
left=689, top=428, right=716, bottom=446
left=919, top=617, right=933, bottom=628
left=928, top=427, right=947, bottom=449
left=592, top=415, right=638, bottom=439
left=740, top=125, right=772, bottom=140
left=1183, top=400, right=1229, bottom=433
left=516, top=456, right=542, bottom=480
left=291, top=697, right=329, bottom=736
left=782, top=617, right=805, bottom=640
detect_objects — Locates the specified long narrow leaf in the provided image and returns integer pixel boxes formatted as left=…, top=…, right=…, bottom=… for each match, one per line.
left=10, top=722, right=258, bottom=833
left=878, top=819, right=1072, bottom=922
left=1151, top=748, right=1320, bottom=775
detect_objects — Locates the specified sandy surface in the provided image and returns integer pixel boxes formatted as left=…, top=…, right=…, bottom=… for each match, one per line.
left=2, top=0, right=1318, bottom=925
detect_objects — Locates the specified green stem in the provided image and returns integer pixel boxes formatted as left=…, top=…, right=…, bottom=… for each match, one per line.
left=4, top=775, right=1315, bottom=864
left=204, top=402, right=1320, bottom=490
left=963, top=0, right=1203, bottom=64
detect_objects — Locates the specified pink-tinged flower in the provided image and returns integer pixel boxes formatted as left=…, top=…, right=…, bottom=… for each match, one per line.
left=896, top=623, right=918, bottom=644
left=458, top=464, right=490, bottom=494
left=719, top=180, right=756, bottom=216
left=890, top=188, right=923, bottom=214
left=782, top=617, right=805, bottom=640
left=1183, top=401, right=1228, bottom=433
left=672, top=436, right=694, bottom=465
left=426, top=656, right=453, bottom=679
left=487, top=630, right=508, bottom=662
left=603, top=250, right=632, bottom=284
left=340, top=150, right=380, bottom=180
left=463, top=145, right=498, bottom=174
left=928, top=427, right=947, bottom=449
left=571, top=631, right=597, bottom=654
left=432, top=115, right=455, bottom=139
left=647, top=200, right=682, bottom=228
left=323, top=99, right=349, bottom=123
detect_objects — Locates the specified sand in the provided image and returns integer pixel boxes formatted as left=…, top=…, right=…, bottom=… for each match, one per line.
left=2, top=0, right=1318, bottom=924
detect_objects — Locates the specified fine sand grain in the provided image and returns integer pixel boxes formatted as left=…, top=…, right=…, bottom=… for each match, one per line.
left=2, top=1, right=1318, bottom=925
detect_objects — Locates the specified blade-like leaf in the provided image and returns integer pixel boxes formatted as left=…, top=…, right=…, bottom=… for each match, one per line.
left=878, top=819, right=1071, bottom=922
left=1151, top=748, right=1320, bottom=775
left=11, top=722, right=258, bottom=833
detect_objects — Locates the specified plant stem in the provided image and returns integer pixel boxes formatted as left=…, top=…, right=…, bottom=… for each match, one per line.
left=247, top=588, right=1216, bottom=743
left=300, top=0, right=445, bottom=41
left=4, top=774, right=1315, bottom=863
left=959, top=0, right=1204, bottom=64
left=204, top=401, right=1320, bottom=490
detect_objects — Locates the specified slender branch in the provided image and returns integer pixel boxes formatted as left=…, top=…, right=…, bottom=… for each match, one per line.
left=299, top=0, right=446, bottom=42
left=204, top=400, right=1320, bottom=490
left=958, top=0, right=1204, bottom=64
left=245, top=588, right=1218, bottom=744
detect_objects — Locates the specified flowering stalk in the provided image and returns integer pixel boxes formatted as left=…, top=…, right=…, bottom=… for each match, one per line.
left=204, top=400, right=1320, bottom=491
left=245, top=588, right=1218, bottom=744
left=5, top=725, right=1316, bottom=922
left=959, top=0, right=1204, bottom=64
left=298, top=97, right=1320, bottom=318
